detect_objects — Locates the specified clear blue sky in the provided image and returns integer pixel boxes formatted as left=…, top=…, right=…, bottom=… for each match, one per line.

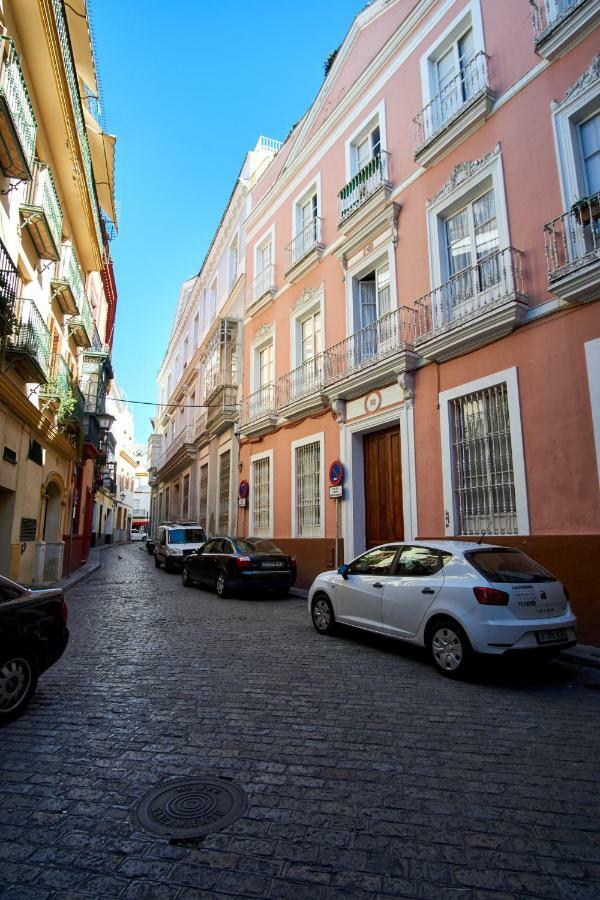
left=92, top=0, right=367, bottom=445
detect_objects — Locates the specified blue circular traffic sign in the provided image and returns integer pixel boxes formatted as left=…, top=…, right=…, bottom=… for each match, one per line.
left=329, top=460, right=344, bottom=487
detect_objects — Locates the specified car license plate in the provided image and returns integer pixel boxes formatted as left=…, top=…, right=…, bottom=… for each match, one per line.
left=262, top=561, right=284, bottom=568
left=536, top=629, right=568, bottom=644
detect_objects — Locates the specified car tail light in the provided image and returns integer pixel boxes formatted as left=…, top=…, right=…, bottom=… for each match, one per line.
left=473, top=587, right=509, bottom=606
left=60, top=600, right=68, bottom=624
left=236, top=556, right=253, bottom=570
left=290, top=556, right=297, bottom=568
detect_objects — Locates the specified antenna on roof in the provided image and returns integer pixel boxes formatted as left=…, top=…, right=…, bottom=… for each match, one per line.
left=477, top=519, right=494, bottom=545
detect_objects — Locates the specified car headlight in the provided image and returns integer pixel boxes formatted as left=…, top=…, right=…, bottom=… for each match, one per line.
left=170, top=548, right=183, bottom=555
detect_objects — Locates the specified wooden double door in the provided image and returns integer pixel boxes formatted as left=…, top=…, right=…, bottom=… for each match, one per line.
left=363, top=426, right=404, bottom=549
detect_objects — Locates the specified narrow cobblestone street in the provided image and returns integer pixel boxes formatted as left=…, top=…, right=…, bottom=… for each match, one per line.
left=1, top=542, right=599, bottom=900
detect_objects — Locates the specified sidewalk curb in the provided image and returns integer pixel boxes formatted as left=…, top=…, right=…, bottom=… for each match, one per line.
left=559, top=645, right=600, bottom=670
left=56, top=543, right=122, bottom=593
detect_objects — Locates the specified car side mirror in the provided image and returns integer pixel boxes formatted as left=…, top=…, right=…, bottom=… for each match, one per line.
left=338, top=563, right=350, bottom=580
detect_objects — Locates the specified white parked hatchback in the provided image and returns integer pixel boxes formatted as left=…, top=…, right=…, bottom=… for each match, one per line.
left=308, top=541, right=577, bottom=678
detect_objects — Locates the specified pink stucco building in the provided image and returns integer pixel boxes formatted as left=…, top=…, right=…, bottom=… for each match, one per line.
left=237, top=0, right=600, bottom=640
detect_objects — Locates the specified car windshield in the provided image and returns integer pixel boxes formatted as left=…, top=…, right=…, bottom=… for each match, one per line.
left=168, top=528, right=206, bottom=544
left=236, top=539, right=283, bottom=555
left=466, top=549, right=556, bottom=583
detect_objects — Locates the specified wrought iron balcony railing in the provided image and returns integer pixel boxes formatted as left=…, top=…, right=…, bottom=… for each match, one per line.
left=529, top=0, right=587, bottom=41
left=51, top=242, right=87, bottom=316
left=285, top=218, right=323, bottom=271
left=239, top=383, right=277, bottom=428
left=279, top=354, right=325, bottom=407
left=51, top=0, right=103, bottom=249
left=543, top=193, right=600, bottom=282
left=68, top=292, right=93, bottom=348
left=0, top=237, right=18, bottom=338
left=323, top=307, right=416, bottom=385
left=159, top=424, right=195, bottom=470
left=0, top=37, right=37, bottom=180
left=414, top=247, right=526, bottom=337
left=21, top=160, right=63, bottom=259
left=7, top=298, right=51, bottom=381
left=252, top=263, right=276, bottom=303
left=338, top=151, right=390, bottom=223
left=413, top=51, right=491, bottom=153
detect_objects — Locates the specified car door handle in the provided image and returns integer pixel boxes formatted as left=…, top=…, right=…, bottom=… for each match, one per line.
left=372, top=582, right=383, bottom=589
left=422, top=587, right=436, bottom=594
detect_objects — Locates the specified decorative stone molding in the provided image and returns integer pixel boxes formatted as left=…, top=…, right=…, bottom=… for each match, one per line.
left=398, top=372, right=415, bottom=406
left=331, top=398, right=346, bottom=424
left=390, top=203, right=402, bottom=246
left=427, top=143, right=501, bottom=207
left=291, top=283, right=324, bottom=316
left=556, top=51, right=600, bottom=108
left=251, top=322, right=275, bottom=346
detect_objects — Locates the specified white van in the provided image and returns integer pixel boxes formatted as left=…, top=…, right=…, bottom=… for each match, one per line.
left=154, top=523, right=207, bottom=572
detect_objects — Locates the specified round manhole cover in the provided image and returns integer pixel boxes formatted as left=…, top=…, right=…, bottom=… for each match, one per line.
left=132, top=777, right=248, bottom=839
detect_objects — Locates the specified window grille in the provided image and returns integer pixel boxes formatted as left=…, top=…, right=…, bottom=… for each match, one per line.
left=252, top=457, right=270, bottom=534
left=296, top=441, right=321, bottom=537
left=182, top=474, right=190, bottom=520
left=198, top=463, right=208, bottom=531
left=449, top=383, right=517, bottom=535
left=218, top=451, right=231, bottom=534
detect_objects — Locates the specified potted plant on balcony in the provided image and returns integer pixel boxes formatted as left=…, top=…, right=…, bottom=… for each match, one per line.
left=571, top=193, right=600, bottom=227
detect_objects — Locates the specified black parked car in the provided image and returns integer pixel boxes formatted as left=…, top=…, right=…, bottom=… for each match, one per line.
left=182, top=537, right=297, bottom=598
left=0, top=575, right=69, bottom=723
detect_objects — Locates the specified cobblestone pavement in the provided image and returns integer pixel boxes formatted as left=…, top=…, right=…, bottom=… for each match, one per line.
left=1, top=542, right=600, bottom=900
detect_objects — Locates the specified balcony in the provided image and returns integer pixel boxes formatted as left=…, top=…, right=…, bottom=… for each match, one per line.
left=68, top=294, right=93, bottom=349
left=40, top=354, right=85, bottom=432
left=413, top=52, right=494, bottom=167
left=284, top=218, right=324, bottom=282
left=338, top=152, right=391, bottom=231
left=5, top=298, right=51, bottom=383
left=239, top=384, right=278, bottom=436
left=543, top=193, right=600, bottom=302
left=0, top=237, right=18, bottom=339
left=323, top=307, right=419, bottom=401
left=414, top=247, right=528, bottom=362
left=50, top=243, right=86, bottom=316
left=278, top=354, right=327, bottom=419
left=194, top=410, right=209, bottom=446
left=206, top=385, right=238, bottom=435
left=158, top=424, right=196, bottom=480
left=251, top=263, right=276, bottom=308
left=148, top=433, right=163, bottom=470
left=19, top=160, right=62, bottom=260
left=530, top=0, right=600, bottom=60
left=0, top=37, right=37, bottom=180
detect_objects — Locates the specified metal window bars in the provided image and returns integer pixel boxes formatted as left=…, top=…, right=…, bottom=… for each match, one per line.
left=413, top=51, right=490, bottom=152
left=252, top=262, right=276, bottom=303
left=449, top=383, right=517, bottom=535
left=0, top=237, right=18, bottom=343
left=24, top=160, right=63, bottom=254
left=296, top=441, right=321, bottom=538
left=414, top=247, right=526, bottom=338
left=285, top=217, right=323, bottom=270
left=543, top=192, right=600, bottom=280
left=338, top=151, right=390, bottom=222
left=218, top=450, right=231, bottom=534
left=252, top=457, right=270, bottom=534
left=0, top=36, right=37, bottom=177
left=529, top=0, right=585, bottom=41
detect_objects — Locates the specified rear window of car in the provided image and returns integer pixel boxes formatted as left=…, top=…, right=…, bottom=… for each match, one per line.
left=466, top=549, right=556, bottom=583
left=168, top=528, right=206, bottom=544
left=236, top=539, right=284, bottom=554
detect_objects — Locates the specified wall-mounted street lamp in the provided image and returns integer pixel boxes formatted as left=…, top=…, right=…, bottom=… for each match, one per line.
left=97, top=412, right=115, bottom=431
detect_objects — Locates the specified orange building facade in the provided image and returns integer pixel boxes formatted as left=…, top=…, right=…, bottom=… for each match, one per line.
left=236, top=0, right=600, bottom=640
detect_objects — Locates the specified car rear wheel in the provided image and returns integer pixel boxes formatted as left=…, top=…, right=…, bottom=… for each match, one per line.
left=215, top=570, right=230, bottom=599
left=429, top=619, right=472, bottom=679
left=311, top=594, right=336, bottom=635
left=154, top=554, right=160, bottom=568
left=182, top=565, right=193, bottom=588
left=0, top=653, right=38, bottom=723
